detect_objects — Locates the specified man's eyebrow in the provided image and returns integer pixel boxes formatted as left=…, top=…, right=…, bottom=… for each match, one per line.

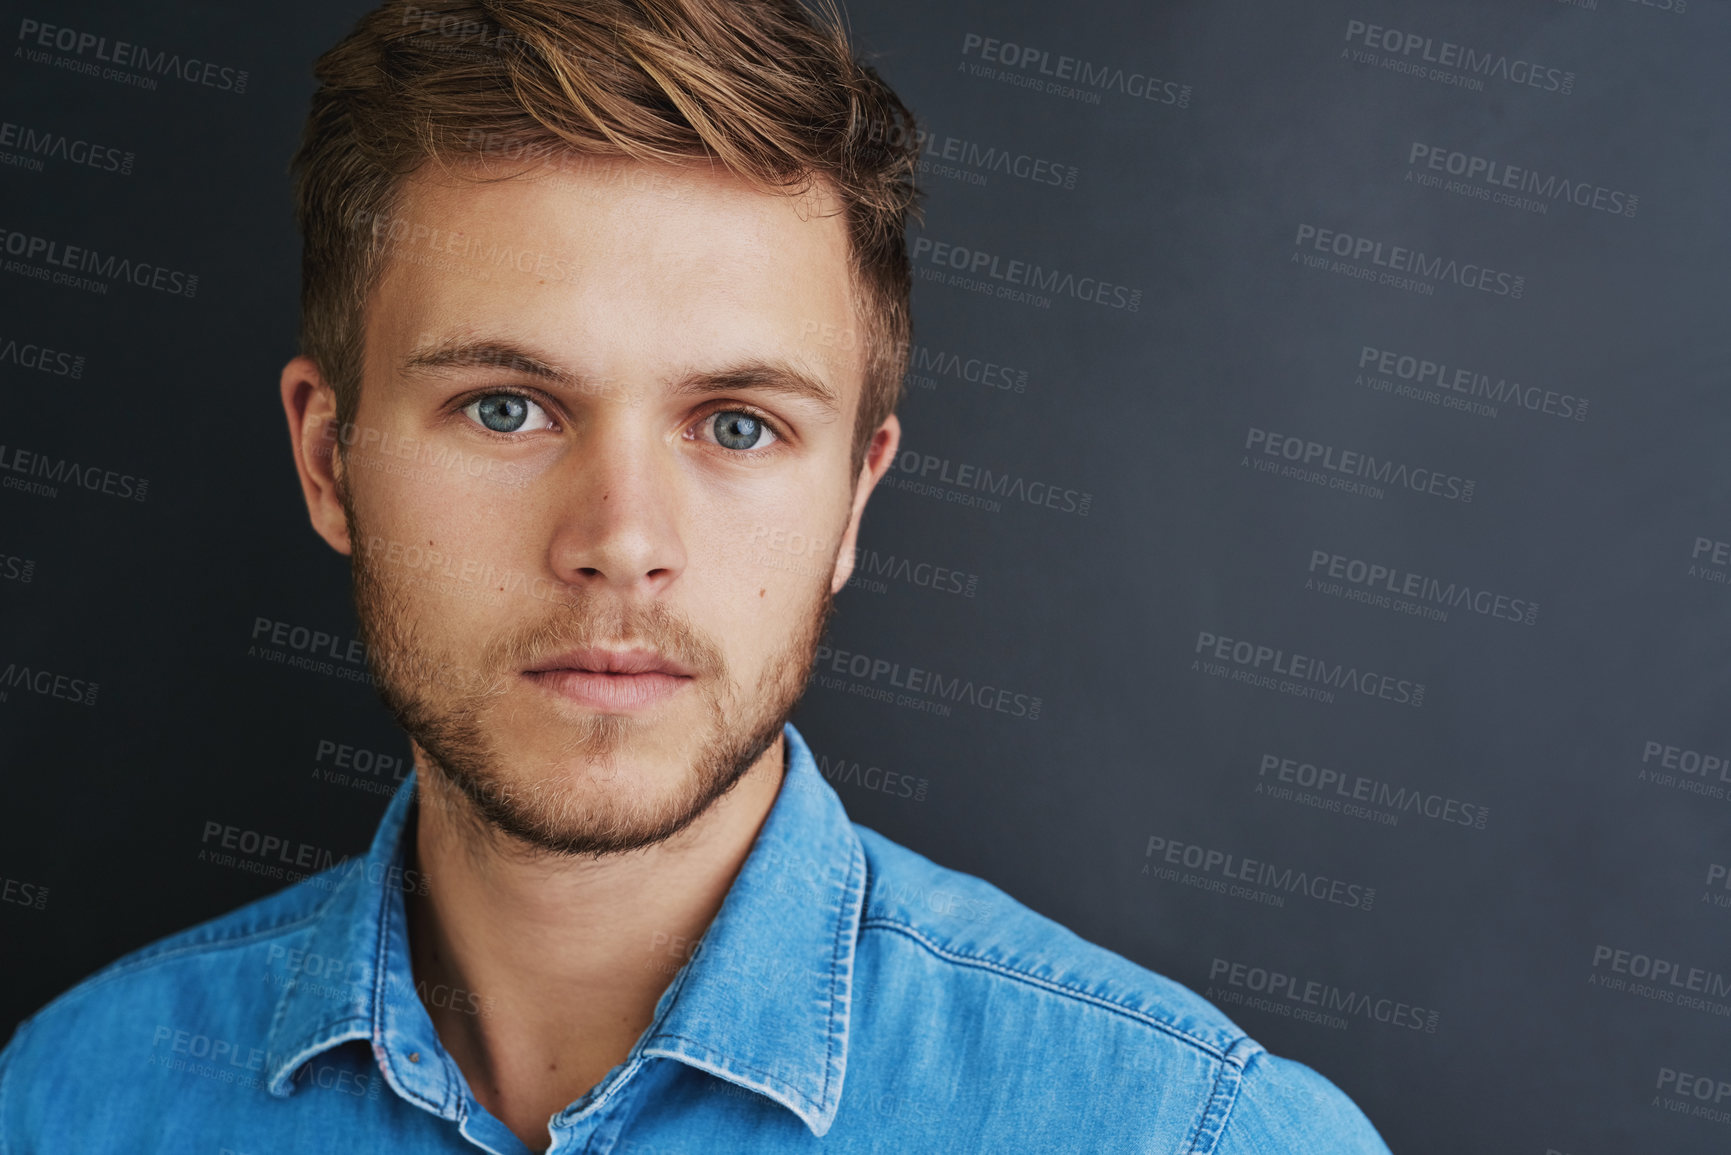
left=400, top=340, right=574, bottom=385
left=400, top=341, right=842, bottom=416
left=673, top=362, right=842, bottom=417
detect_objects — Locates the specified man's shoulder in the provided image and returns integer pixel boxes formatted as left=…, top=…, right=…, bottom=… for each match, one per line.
left=852, top=823, right=1244, bottom=1058
left=1, top=870, right=341, bottom=1078
left=848, top=824, right=1391, bottom=1152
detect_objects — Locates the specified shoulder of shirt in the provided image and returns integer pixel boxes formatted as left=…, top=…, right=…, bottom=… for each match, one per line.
left=851, top=822, right=1253, bottom=1065
left=847, top=826, right=1393, bottom=1150
left=1, top=865, right=345, bottom=1048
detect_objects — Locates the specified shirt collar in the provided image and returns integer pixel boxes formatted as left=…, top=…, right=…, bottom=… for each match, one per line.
left=261, top=770, right=452, bottom=1111
left=636, top=722, right=866, bottom=1135
left=263, top=722, right=865, bottom=1138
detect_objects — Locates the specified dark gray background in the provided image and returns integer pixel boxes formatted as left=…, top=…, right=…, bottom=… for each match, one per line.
left=2, top=1, right=1726, bottom=1152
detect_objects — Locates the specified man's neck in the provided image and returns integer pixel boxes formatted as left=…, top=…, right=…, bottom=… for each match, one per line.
left=404, top=737, right=787, bottom=1153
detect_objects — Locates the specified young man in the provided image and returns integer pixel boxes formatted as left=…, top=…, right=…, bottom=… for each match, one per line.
left=0, top=2, right=1390, bottom=1151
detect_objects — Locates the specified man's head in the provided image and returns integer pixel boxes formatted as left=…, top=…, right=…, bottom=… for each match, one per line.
left=279, top=0, right=919, bottom=857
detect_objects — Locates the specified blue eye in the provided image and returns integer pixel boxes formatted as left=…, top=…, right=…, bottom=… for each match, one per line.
left=463, top=393, right=552, bottom=433
left=711, top=410, right=778, bottom=451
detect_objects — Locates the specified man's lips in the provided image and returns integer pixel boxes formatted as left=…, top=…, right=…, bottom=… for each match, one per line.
left=524, top=648, right=697, bottom=678
left=522, top=648, right=696, bottom=711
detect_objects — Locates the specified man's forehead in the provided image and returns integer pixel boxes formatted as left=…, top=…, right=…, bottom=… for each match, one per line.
left=390, top=153, right=851, bottom=258
left=365, top=155, right=867, bottom=400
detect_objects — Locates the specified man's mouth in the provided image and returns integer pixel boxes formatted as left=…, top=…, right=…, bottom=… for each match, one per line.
left=522, top=647, right=696, bottom=711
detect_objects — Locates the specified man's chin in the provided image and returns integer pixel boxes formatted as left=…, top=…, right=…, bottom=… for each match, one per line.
left=410, top=721, right=767, bottom=858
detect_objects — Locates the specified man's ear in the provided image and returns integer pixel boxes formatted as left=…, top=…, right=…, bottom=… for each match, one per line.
left=830, top=413, right=901, bottom=594
left=280, top=355, right=354, bottom=556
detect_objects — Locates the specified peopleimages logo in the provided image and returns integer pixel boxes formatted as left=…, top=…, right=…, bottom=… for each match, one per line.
left=1207, top=957, right=1440, bottom=1033
left=0, top=551, right=34, bottom=584
left=249, top=617, right=369, bottom=667
left=354, top=206, right=575, bottom=283
left=0, top=119, right=133, bottom=176
left=1406, top=143, right=1637, bottom=218
left=1143, top=835, right=1376, bottom=911
left=1638, top=738, right=1731, bottom=802
left=1244, top=426, right=1475, bottom=504
left=1689, top=536, right=1731, bottom=591
left=0, top=661, right=98, bottom=706
left=812, top=643, right=1043, bottom=721
left=0, top=226, right=198, bottom=298
left=1194, top=629, right=1426, bottom=708
left=848, top=547, right=978, bottom=598
left=398, top=3, right=522, bottom=51
left=1257, top=752, right=1490, bottom=830
left=904, top=343, right=1028, bottom=395
left=1342, top=18, right=1574, bottom=95
left=863, top=119, right=1078, bottom=191
left=959, top=32, right=1191, bottom=107
left=16, top=18, right=250, bottom=93
left=818, top=753, right=930, bottom=803
left=1293, top=224, right=1525, bottom=299
left=1307, top=549, right=1539, bottom=627
left=1357, top=344, right=1586, bottom=423
left=1, top=875, right=48, bottom=911
left=1653, top=1067, right=1731, bottom=1128
left=0, top=333, right=84, bottom=378
left=1703, top=863, right=1730, bottom=910
left=1589, top=944, right=1731, bottom=1006
left=910, top=236, right=1141, bottom=312
left=890, top=448, right=1092, bottom=517
left=0, top=443, right=148, bottom=502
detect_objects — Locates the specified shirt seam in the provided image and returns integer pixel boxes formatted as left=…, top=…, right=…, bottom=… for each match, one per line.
left=820, top=829, right=865, bottom=1113
left=20, top=905, right=329, bottom=1019
left=368, top=853, right=454, bottom=1119
left=645, top=1033, right=822, bottom=1116
left=263, top=905, right=358, bottom=1073
left=859, top=916, right=1241, bottom=1064
left=1183, top=1035, right=1254, bottom=1153
left=263, top=1018, right=373, bottom=1098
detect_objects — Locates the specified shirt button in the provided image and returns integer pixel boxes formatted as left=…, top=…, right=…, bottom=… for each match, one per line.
left=409, top=1052, right=421, bottom=1063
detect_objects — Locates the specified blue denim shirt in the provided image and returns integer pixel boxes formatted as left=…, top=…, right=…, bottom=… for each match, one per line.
left=0, top=724, right=1389, bottom=1153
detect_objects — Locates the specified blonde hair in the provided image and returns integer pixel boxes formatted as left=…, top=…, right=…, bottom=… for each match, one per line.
left=292, top=0, right=920, bottom=470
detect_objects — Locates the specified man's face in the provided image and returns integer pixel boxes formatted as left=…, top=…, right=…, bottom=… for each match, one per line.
left=316, top=158, right=887, bottom=856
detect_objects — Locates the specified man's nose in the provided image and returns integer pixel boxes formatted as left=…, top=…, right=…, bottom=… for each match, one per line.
left=544, top=434, right=687, bottom=597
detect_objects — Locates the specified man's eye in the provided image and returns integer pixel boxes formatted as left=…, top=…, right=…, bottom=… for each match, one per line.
left=462, top=393, right=554, bottom=433
left=708, top=410, right=779, bottom=452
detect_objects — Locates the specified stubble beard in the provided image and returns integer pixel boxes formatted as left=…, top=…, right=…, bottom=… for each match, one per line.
left=345, top=505, right=833, bottom=860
